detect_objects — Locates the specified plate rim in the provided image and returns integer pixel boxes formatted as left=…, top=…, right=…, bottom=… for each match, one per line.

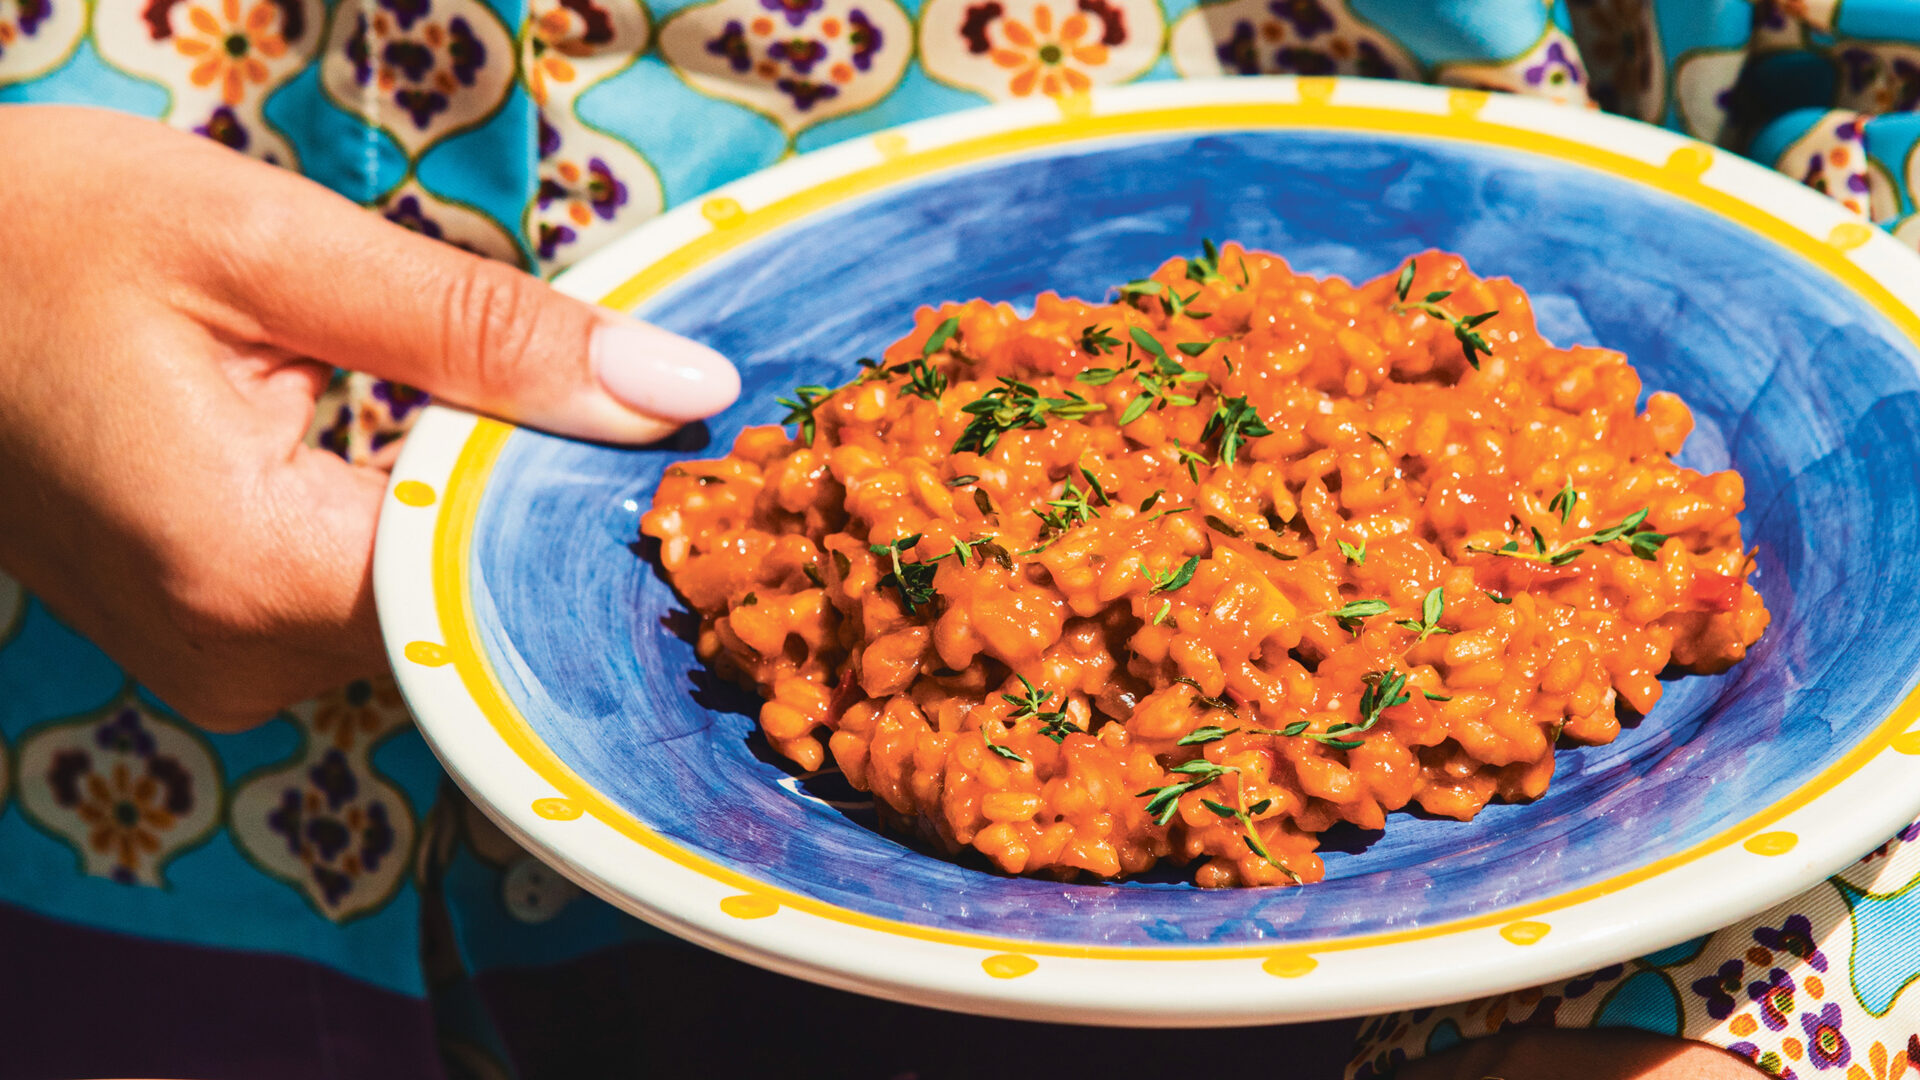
left=375, top=75, right=1920, bottom=1024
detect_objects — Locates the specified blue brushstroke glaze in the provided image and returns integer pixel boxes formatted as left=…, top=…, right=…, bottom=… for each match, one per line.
left=465, top=129, right=1920, bottom=947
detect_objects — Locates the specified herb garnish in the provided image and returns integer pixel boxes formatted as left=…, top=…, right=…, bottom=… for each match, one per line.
left=1199, top=795, right=1298, bottom=881
left=1310, top=669, right=1412, bottom=750
left=1172, top=676, right=1237, bottom=714
left=1080, top=324, right=1122, bottom=356
left=1185, top=238, right=1225, bottom=284
left=1137, top=760, right=1235, bottom=824
left=870, top=532, right=1002, bottom=611
left=1203, top=394, right=1273, bottom=465
left=948, top=474, right=980, bottom=487
left=1119, top=351, right=1206, bottom=425
left=1142, top=555, right=1200, bottom=595
left=1035, top=479, right=1101, bottom=533
left=1549, top=479, right=1579, bottom=525
left=1078, top=466, right=1112, bottom=506
left=1338, top=539, right=1367, bottom=564
left=1392, top=587, right=1451, bottom=642
left=1391, top=258, right=1498, bottom=369
left=1139, top=489, right=1163, bottom=512
left=776, top=384, right=832, bottom=446
left=953, top=377, right=1106, bottom=455
left=1003, top=675, right=1081, bottom=742
left=1172, top=440, right=1208, bottom=483
left=890, top=356, right=948, bottom=401
left=1332, top=598, right=1390, bottom=632
left=1469, top=508, right=1668, bottom=564
left=1178, top=337, right=1229, bottom=357
left=1485, top=590, right=1512, bottom=604
left=987, top=741, right=1027, bottom=764
left=1179, top=726, right=1235, bottom=746
left=923, top=315, right=960, bottom=357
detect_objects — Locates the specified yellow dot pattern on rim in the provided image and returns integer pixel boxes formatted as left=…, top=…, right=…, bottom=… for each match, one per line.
left=1893, top=729, right=1920, bottom=755
left=1295, top=77, right=1335, bottom=106
left=720, top=894, right=779, bottom=919
left=403, top=640, right=450, bottom=667
left=392, top=480, right=437, bottom=507
left=702, top=197, right=746, bottom=229
left=982, top=953, right=1038, bottom=979
left=1500, top=921, right=1551, bottom=945
left=1056, top=91, right=1093, bottom=121
left=1745, top=831, right=1799, bottom=856
left=872, top=132, right=908, bottom=160
left=532, top=797, right=582, bottom=820
left=1446, top=89, right=1489, bottom=118
left=1828, top=222, right=1874, bottom=251
left=1262, top=952, right=1318, bottom=978
left=1662, top=145, right=1713, bottom=181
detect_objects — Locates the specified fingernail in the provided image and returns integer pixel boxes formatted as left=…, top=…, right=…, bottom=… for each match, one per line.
left=592, top=320, right=740, bottom=423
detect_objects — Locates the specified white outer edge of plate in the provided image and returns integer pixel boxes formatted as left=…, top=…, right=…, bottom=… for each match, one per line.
left=376, top=76, right=1920, bottom=1026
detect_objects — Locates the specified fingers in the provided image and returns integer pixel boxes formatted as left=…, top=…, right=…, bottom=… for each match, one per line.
left=194, top=166, right=739, bottom=443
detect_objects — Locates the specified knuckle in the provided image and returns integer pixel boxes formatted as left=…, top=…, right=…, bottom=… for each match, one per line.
left=438, top=258, right=552, bottom=401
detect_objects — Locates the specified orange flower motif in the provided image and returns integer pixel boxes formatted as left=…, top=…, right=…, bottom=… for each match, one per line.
left=74, top=762, right=176, bottom=871
left=989, top=4, right=1107, bottom=98
left=174, top=0, right=288, bottom=106
left=523, top=1, right=597, bottom=105
left=312, top=677, right=406, bottom=751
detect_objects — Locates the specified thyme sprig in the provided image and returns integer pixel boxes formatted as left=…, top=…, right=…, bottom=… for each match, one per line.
left=870, top=532, right=1001, bottom=611
left=923, top=315, right=961, bottom=357
left=1199, top=794, right=1298, bottom=881
left=1392, top=587, right=1451, bottom=642
left=953, top=377, right=1106, bottom=455
left=1549, top=479, right=1579, bottom=525
left=1203, top=394, right=1273, bottom=465
left=1003, top=675, right=1082, bottom=742
left=1311, top=669, right=1412, bottom=750
left=888, top=356, right=948, bottom=401
left=1137, top=760, right=1236, bottom=824
left=1391, top=258, right=1497, bottom=370
left=1338, top=539, right=1367, bottom=565
left=1332, top=598, right=1389, bottom=633
left=1468, top=508, right=1668, bottom=565
left=1035, top=479, right=1101, bottom=533
left=776, top=384, right=832, bottom=446
left=1079, top=324, right=1122, bottom=356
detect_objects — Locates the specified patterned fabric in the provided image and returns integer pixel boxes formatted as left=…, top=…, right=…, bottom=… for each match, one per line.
left=4, top=0, right=1920, bottom=1076
left=1349, top=825, right=1920, bottom=1078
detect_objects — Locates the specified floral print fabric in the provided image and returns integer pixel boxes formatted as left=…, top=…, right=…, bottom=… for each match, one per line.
left=3, top=0, right=1920, bottom=1075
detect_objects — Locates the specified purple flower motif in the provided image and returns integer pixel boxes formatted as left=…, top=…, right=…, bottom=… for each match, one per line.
left=847, top=7, right=882, bottom=71
left=1524, top=40, right=1582, bottom=89
left=95, top=708, right=157, bottom=758
left=312, top=864, right=353, bottom=905
left=1801, top=1002, right=1850, bottom=1069
left=394, top=87, right=450, bottom=129
left=361, top=802, right=395, bottom=872
left=1847, top=172, right=1871, bottom=195
left=705, top=19, right=751, bottom=74
left=148, top=756, right=194, bottom=816
left=1839, top=48, right=1879, bottom=94
left=383, top=194, right=444, bottom=239
left=1753, top=914, right=1828, bottom=973
left=194, top=106, right=251, bottom=151
left=306, top=813, right=351, bottom=861
left=538, top=115, right=562, bottom=158
left=1891, top=58, right=1920, bottom=112
left=378, top=0, right=428, bottom=29
left=15, top=0, right=51, bottom=35
left=1267, top=0, right=1330, bottom=38
left=309, top=749, right=358, bottom=810
left=48, top=749, right=92, bottom=807
left=1748, top=967, right=1796, bottom=1031
left=537, top=222, right=577, bottom=260
left=345, top=14, right=373, bottom=84
left=760, top=0, right=820, bottom=28
left=768, top=36, right=825, bottom=74
left=267, top=787, right=305, bottom=854
left=1690, top=959, right=1745, bottom=1019
left=1565, top=963, right=1626, bottom=1000
left=315, top=402, right=354, bottom=459
left=1354, top=39, right=1398, bottom=79
left=1726, top=1042, right=1795, bottom=1078
left=382, top=38, right=434, bottom=80
left=1273, top=46, right=1333, bottom=75
left=447, top=16, right=485, bottom=85
left=371, top=380, right=428, bottom=421
left=777, top=75, right=838, bottom=111
left=536, top=177, right=567, bottom=210
left=1215, top=20, right=1260, bottom=76
left=585, top=157, right=627, bottom=221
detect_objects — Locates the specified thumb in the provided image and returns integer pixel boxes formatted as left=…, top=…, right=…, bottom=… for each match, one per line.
left=205, top=172, right=739, bottom=443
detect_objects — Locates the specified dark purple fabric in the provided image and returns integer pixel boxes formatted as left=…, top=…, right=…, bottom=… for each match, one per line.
left=472, top=940, right=1362, bottom=1080
left=0, top=901, right=443, bottom=1080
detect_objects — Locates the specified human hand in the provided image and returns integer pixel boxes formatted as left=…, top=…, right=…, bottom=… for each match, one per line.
left=1397, top=1027, right=1771, bottom=1080
left=0, top=104, right=738, bottom=731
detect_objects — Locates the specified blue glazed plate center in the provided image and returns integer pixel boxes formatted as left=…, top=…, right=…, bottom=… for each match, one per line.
left=467, top=129, right=1920, bottom=947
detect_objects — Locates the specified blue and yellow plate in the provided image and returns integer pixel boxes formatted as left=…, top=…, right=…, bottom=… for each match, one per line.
left=374, top=78, right=1920, bottom=1025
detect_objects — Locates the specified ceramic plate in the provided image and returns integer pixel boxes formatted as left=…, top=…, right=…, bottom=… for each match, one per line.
left=373, top=77, right=1920, bottom=1026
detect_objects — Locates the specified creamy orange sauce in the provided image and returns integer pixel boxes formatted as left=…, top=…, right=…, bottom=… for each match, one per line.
left=642, top=245, right=1769, bottom=887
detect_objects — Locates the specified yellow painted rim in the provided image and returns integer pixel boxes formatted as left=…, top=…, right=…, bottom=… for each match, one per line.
left=429, top=96, right=1920, bottom=962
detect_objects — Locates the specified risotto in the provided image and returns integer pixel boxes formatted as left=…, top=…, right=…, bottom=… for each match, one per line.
left=640, top=244, right=1770, bottom=887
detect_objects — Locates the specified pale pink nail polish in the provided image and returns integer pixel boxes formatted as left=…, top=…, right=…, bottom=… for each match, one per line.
left=592, top=320, right=740, bottom=423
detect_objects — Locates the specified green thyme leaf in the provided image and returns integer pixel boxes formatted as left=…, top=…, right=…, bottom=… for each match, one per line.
left=1338, top=539, right=1367, bottom=565
left=1395, top=260, right=1415, bottom=302
left=1079, top=324, right=1122, bottom=356
left=1548, top=479, right=1579, bottom=525
left=776, top=385, right=832, bottom=446
left=1179, top=725, right=1236, bottom=746
left=1203, top=394, right=1272, bottom=466
left=923, top=316, right=960, bottom=357
left=987, top=742, right=1027, bottom=763
left=1143, top=554, right=1200, bottom=594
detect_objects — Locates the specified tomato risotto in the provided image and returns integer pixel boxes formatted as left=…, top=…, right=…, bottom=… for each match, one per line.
left=641, top=245, right=1770, bottom=887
